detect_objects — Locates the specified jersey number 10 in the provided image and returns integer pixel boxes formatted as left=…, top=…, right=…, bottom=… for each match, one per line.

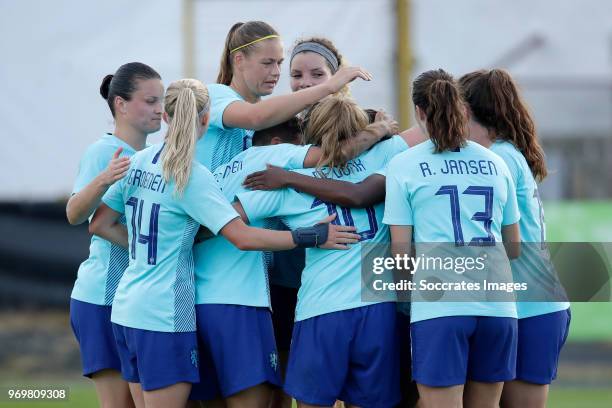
left=311, top=198, right=378, bottom=241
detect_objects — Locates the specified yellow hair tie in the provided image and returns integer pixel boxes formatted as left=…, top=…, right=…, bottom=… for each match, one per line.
left=230, top=35, right=280, bottom=53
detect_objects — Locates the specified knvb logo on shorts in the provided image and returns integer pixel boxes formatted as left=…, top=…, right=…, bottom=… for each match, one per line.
left=190, top=349, right=198, bottom=368
left=269, top=352, right=278, bottom=372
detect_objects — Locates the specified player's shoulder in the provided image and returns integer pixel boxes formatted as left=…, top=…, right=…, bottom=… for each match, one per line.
left=475, top=143, right=517, bottom=183
left=466, top=141, right=507, bottom=163
left=79, top=135, right=128, bottom=172
left=373, top=135, right=409, bottom=153
left=132, top=143, right=161, bottom=163
left=249, top=143, right=290, bottom=157
left=218, top=147, right=250, bottom=168
left=207, top=83, right=242, bottom=100
left=386, top=147, right=413, bottom=175
left=388, top=138, right=432, bottom=165
left=490, top=140, right=517, bottom=159
left=191, top=157, right=215, bottom=178
left=490, top=140, right=528, bottom=169
left=83, top=133, right=121, bottom=156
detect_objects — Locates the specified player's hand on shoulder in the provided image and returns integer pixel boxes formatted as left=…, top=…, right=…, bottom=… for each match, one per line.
left=243, top=164, right=289, bottom=191
left=101, top=147, right=131, bottom=187
left=374, top=109, right=399, bottom=137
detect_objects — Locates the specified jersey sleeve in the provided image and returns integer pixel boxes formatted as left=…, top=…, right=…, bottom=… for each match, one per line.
left=502, top=170, right=521, bottom=226
left=208, top=84, right=243, bottom=131
left=492, top=146, right=523, bottom=188
left=181, top=163, right=240, bottom=234
left=374, top=163, right=388, bottom=177
left=102, top=179, right=126, bottom=214
left=388, top=135, right=409, bottom=156
left=281, top=143, right=313, bottom=169
left=379, top=136, right=409, bottom=169
left=382, top=157, right=414, bottom=226
left=72, top=143, right=119, bottom=194
left=235, top=189, right=296, bottom=223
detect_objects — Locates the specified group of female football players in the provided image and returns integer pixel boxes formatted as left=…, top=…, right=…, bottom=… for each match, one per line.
left=67, top=20, right=570, bottom=408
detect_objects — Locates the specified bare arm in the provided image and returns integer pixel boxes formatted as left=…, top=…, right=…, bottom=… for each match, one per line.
left=389, top=225, right=413, bottom=259
left=89, top=203, right=128, bottom=248
left=66, top=147, right=130, bottom=225
left=219, top=217, right=296, bottom=251
left=219, top=202, right=359, bottom=251
left=223, top=66, right=372, bottom=130
left=399, top=126, right=428, bottom=148
left=501, top=223, right=521, bottom=259
left=243, top=165, right=385, bottom=208
left=339, top=110, right=399, bottom=162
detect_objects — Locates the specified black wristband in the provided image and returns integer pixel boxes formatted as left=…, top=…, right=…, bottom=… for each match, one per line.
left=291, top=222, right=329, bottom=248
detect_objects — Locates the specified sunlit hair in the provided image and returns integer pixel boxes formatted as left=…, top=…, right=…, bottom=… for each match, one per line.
left=459, top=69, right=547, bottom=181
left=217, top=21, right=279, bottom=85
left=162, top=79, right=210, bottom=196
left=304, top=95, right=368, bottom=173
left=412, top=69, right=468, bottom=153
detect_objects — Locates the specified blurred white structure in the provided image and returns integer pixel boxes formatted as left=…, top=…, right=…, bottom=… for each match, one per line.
left=1, top=0, right=610, bottom=200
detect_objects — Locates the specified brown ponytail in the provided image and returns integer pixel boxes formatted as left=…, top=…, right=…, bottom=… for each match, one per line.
left=216, top=21, right=279, bottom=85
left=459, top=69, right=547, bottom=181
left=412, top=69, right=467, bottom=153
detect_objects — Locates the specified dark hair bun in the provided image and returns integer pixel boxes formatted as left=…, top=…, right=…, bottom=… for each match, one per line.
left=100, top=74, right=113, bottom=99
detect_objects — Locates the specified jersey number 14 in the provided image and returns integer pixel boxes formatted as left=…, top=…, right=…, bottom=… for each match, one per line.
left=126, top=197, right=160, bottom=265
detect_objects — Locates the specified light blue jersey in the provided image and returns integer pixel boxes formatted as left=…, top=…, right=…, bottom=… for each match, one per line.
left=237, top=136, right=408, bottom=321
left=384, top=140, right=521, bottom=323
left=193, top=143, right=312, bottom=307
left=102, top=143, right=239, bottom=332
left=195, top=84, right=253, bottom=169
left=490, top=140, right=570, bottom=318
left=71, top=133, right=135, bottom=306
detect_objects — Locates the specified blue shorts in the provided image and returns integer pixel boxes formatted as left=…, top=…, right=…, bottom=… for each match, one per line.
left=516, top=308, right=571, bottom=384
left=112, top=323, right=199, bottom=391
left=411, top=316, right=518, bottom=387
left=70, top=298, right=122, bottom=377
left=270, top=284, right=298, bottom=352
left=190, top=304, right=281, bottom=400
left=284, top=303, right=401, bottom=408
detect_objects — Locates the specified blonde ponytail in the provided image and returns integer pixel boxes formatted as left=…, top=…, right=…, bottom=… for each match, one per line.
left=304, top=95, right=369, bottom=173
left=162, top=79, right=210, bottom=196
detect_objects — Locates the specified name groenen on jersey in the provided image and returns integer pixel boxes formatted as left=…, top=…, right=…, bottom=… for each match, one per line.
left=126, top=168, right=167, bottom=193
